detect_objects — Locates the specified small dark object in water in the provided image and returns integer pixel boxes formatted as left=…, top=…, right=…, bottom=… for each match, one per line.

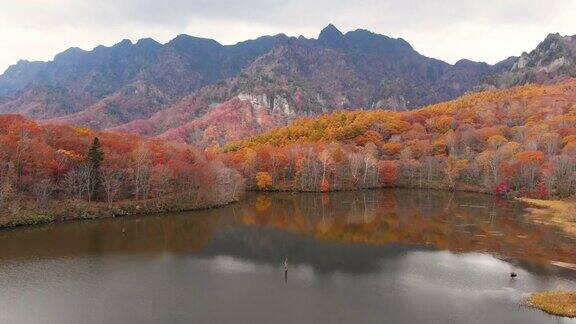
left=510, top=272, right=517, bottom=278
left=122, top=228, right=126, bottom=235
left=283, top=258, right=288, bottom=283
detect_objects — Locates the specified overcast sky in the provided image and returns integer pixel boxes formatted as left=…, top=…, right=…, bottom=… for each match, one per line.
left=1, top=0, right=576, bottom=73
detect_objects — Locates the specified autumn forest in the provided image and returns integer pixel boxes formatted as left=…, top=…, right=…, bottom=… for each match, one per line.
left=5, top=0, right=576, bottom=320
left=1, top=79, right=576, bottom=227
left=225, top=81, right=576, bottom=197
left=0, top=114, right=243, bottom=226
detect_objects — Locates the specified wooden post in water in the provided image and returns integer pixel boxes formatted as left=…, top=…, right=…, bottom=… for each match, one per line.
left=283, top=258, right=288, bottom=283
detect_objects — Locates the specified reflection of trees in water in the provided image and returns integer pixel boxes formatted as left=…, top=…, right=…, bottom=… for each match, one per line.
left=0, top=189, right=574, bottom=272
left=238, top=190, right=576, bottom=266
left=0, top=209, right=228, bottom=261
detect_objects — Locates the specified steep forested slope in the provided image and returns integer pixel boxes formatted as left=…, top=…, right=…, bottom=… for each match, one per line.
left=223, top=80, right=576, bottom=198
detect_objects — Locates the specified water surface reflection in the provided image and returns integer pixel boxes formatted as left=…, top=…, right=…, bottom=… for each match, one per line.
left=0, top=189, right=574, bottom=324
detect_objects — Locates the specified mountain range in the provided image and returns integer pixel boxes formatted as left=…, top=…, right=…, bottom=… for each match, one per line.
left=1, top=25, right=575, bottom=147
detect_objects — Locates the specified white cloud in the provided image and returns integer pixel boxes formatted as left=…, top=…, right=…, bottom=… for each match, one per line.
left=1, top=0, right=575, bottom=73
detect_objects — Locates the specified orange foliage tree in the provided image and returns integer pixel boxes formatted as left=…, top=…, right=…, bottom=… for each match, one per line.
left=256, top=172, right=273, bottom=190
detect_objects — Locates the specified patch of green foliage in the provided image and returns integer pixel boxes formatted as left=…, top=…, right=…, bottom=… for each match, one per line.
left=11, top=212, right=55, bottom=227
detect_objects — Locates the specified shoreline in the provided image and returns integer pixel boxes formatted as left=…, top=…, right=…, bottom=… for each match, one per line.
left=2, top=186, right=571, bottom=232
left=517, top=198, right=576, bottom=318
left=516, top=198, right=576, bottom=237
left=2, top=187, right=572, bottom=234
left=0, top=197, right=239, bottom=232
left=250, top=182, right=494, bottom=196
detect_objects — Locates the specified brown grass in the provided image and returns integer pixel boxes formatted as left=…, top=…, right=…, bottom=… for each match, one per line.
left=527, top=291, right=576, bottom=317
left=517, top=198, right=576, bottom=237
left=519, top=199, right=576, bottom=318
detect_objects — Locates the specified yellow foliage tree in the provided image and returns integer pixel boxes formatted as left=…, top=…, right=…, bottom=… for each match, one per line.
left=256, top=172, right=273, bottom=190
left=444, top=156, right=469, bottom=189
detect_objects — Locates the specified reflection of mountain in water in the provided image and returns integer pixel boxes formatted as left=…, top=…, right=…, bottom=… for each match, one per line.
left=201, top=226, right=431, bottom=274
left=0, top=189, right=574, bottom=275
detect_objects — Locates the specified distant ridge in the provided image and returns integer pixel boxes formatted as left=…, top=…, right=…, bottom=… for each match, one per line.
left=1, top=25, right=574, bottom=147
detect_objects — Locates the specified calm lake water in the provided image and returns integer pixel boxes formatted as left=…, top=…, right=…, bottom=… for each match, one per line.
left=0, top=189, right=575, bottom=324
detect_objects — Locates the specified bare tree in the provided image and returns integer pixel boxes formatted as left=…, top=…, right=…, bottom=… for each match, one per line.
left=213, top=163, right=244, bottom=203
left=132, top=145, right=152, bottom=200
left=0, top=162, right=16, bottom=208
left=152, top=165, right=172, bottom=207
left=101, top=168, right=124, bottom=207
left=552, top=155, right=576, bottom=197
left=78, top=164, right=94, bottom=201
left=62, top=165, right=91, bottom=201
left=348, top=152, right=363, bottom=186
left=362, top=142, right=378, bottom=187
left=32, top=179, right=54, bottom=208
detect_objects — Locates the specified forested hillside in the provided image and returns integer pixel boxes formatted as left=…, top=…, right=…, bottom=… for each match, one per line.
left=223, top=80, right=576, bottom=198
left=0, top=115, right=243, bottom=227
left=2, top=79, right=576, bottom=227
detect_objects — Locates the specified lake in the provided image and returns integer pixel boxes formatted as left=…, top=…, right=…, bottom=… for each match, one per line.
left=0, top=189, right=575, bottom=324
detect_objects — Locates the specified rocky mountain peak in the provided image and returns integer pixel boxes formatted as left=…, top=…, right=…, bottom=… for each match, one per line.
left=54, top=47, right=85, bottom=61
left=318, top=24, right=344, bottom=45
left=511, top=33, right=576, bottom=72
left=135, top=38, right=162, bottom=48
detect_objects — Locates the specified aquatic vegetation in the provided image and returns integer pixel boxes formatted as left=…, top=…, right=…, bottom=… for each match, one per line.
left=528, top=291, right=576, bottom=317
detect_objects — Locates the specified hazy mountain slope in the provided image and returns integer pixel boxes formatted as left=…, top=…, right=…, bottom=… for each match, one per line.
left=116, top=26, right=510, bottom=146
left=0, top=24, right=498, bottom=127
left=0, top=85, right=86, bottom=119
left=0, top=34, right=281, bottom=121
left=47, top=82, right=170, bottom=129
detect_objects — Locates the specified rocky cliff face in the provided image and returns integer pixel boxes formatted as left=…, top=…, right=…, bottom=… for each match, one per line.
left=484, top=33, right=576, bottom=87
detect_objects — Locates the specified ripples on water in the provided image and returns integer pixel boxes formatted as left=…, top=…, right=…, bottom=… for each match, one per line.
left=0, top=189, right=575, bottom=324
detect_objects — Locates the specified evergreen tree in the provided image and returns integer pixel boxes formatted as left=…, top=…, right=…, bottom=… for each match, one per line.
left=87, top=137, right=104, bottom=201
